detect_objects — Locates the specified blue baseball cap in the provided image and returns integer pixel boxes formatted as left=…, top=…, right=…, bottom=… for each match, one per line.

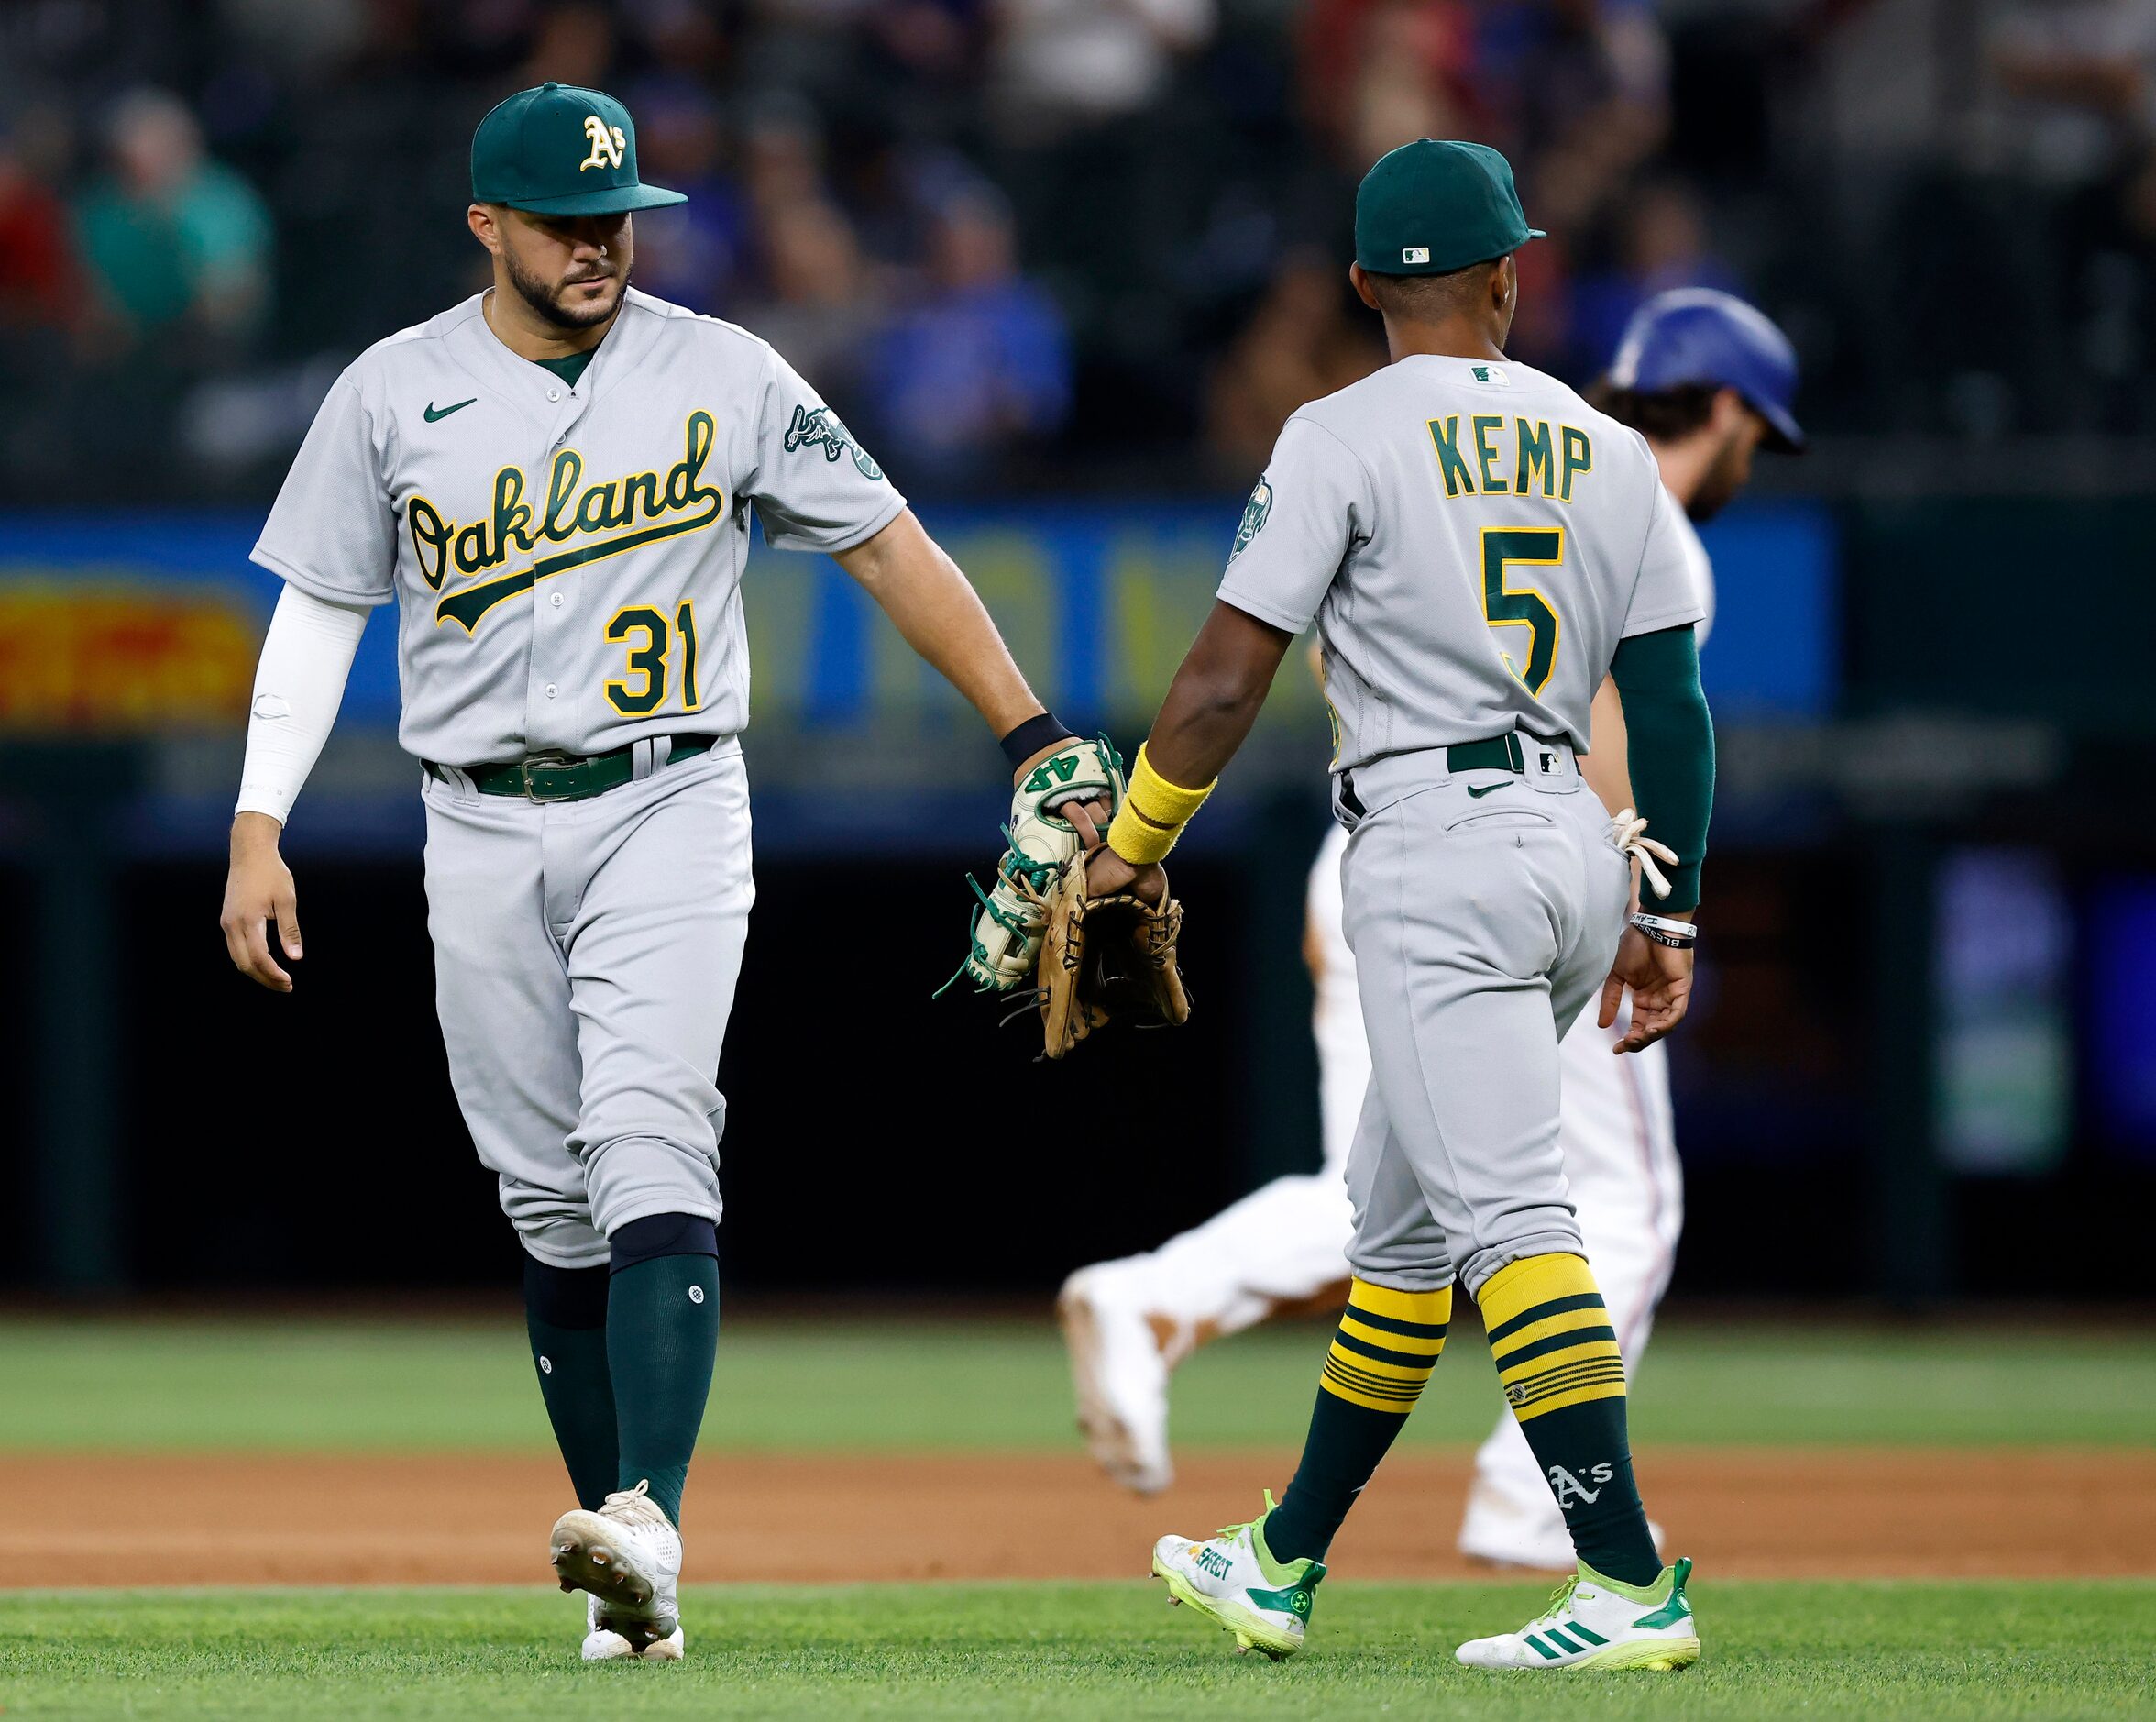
left=1608, top=288, right=1803, bottom=451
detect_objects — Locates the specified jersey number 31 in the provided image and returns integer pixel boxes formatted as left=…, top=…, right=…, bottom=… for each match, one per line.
left=605, top=602, right=701, bottom=715
left=1479, top=526, right=1562, bottom=696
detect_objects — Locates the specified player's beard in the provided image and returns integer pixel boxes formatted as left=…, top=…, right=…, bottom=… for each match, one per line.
left=505, top=247, right=630, bottom=331
left=1685, top=425, right=1753, bottom=524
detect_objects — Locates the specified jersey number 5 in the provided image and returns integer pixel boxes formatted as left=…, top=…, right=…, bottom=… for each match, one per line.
left=1480, top=527, right=1562, bottom=695
left=605, top=602, right=702, bottom=715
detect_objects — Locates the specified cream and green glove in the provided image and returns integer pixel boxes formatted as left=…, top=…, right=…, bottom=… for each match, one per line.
left=952, top=737, right=1126, bottom=993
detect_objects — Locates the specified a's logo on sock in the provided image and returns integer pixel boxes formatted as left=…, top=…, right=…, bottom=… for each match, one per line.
left=1546, top=1463, right=1613, bottom=1506
left=688, top=1286, right=706, bottom=1305
left=539, top=1356, right=553, bottom=1374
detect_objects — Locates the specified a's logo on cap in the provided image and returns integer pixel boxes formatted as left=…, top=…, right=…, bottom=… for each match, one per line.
left=579, top=115, right=626, bottom=172
left=1402, top=246, right=1430, bottom=265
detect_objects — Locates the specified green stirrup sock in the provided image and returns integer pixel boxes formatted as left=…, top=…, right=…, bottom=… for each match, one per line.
left=1262, top=1279, right=1451, bottom=1563
left=1479, top=1253, right=1660, bottom=1585
left=607, top=1252, right=720, bottom=1528
left=521, top=1256, right=618, bottom=1512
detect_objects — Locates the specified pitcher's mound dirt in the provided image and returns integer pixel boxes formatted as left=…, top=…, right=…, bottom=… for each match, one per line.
left=4, top=1449, right=2149, bottom=1589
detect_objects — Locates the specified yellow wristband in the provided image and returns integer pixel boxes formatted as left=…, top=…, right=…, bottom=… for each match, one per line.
left=1127, top=745, right=1216, bottom=826
left=1107, top=745, right=1216, bottom=865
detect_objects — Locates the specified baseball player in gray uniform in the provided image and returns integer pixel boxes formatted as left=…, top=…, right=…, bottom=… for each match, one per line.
left=1061, top=288, right=1801, bottom=1583
left=216, top=82, right=1114, bottom=1661
left=1098, top=140, right=1716, bottom=1672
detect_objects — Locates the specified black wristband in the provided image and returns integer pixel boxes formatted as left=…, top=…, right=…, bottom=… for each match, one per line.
left=1000, top=712, right=1076, bottom=772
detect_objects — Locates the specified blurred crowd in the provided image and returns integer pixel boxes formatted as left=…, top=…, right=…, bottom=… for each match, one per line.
left=5, top=0, right=2156, bottom=502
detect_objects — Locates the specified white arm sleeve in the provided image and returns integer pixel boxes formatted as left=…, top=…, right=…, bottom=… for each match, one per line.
left=234, top=584, right=371, bottom=823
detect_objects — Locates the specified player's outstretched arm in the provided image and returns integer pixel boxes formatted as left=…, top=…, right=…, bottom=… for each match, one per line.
left=833, top=508, right=1076, bottom=783
left=1086, top=599, right=1296, bottom=897
left=1138, top=601, right=1298, bottom=790
left=846, top=506, right=1150, bottom=1000
left=219, top=586, right=369, bottom=992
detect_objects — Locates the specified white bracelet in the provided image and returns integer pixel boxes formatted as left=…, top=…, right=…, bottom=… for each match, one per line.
left=1628, top=912, right=1697, bottom=947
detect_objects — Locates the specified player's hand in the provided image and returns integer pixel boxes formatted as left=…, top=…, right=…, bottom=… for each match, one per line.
left=1010, top=739, right=1114, bottom=848
left=1010, top=741, right=1121, bottom=881
left=1057, top=795, right=1113, bottom=850
left=1599, top=924, right=1692, bottom=1054
left=1084, top=844, right=1167, bottom=906
left=958, top=743, right=1124, bottom=995
left=221, top=812, right=302, bottom=993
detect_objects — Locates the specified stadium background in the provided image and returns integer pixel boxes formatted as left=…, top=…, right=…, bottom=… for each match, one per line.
left=0, top=4, right=2150, bottom=1715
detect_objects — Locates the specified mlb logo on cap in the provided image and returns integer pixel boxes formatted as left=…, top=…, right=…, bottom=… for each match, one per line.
left=1357, top=140, right=1546, bottom=277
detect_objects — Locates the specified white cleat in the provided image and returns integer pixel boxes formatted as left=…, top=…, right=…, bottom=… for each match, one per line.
left=1458, top=1480, right=1665, bottom=1573
left=1456, top=1557, right=1700, bottom=1672
left=579, top=1591, right=685, bottom=1661
left=551, top=1480, right=684, bottom=1658
left=1150, top=1493, right=1325, bottom=1661
left=1058, top=1264, right=1174, bottom=1495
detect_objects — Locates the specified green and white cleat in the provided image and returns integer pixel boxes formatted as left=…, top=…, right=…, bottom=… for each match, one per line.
left=1150, top=1492, right=1325, bottom=1661
left=1456, top=1555, right=1700, bottom=1672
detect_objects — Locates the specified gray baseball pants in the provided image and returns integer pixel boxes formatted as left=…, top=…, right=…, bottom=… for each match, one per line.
left=421, top=740, right=754, bottom=1268
left=1336, top=737, right=1631, bottom=1297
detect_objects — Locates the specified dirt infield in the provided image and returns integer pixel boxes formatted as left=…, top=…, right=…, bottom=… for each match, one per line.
left=6, top=1449, right=2150, bottom=1588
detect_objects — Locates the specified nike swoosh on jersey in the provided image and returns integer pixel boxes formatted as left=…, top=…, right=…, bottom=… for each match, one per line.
left=1466, top=780, right=1515, bottom=798
left=424, top=397, right=478, bottom=422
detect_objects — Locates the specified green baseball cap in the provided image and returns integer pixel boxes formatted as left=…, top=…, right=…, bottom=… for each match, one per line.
left=1354, top=139, right=1544, bottom=277
left=470, top=82, right=685, bottom=216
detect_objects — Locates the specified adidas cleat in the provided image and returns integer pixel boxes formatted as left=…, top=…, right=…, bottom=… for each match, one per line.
left=1456, top=1555, right=1700, bottom=1672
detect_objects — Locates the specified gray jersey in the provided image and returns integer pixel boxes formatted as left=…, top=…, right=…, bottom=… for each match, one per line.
left=1217, top=355, right=1703, bottom=769
left=253, top=287, right=904, bottom=765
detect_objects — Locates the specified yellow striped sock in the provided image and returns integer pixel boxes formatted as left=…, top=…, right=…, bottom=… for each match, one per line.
left=1477, top=1253, right=1627, bottom=1423
left=1316, top=1278, right=1451, bottom=1414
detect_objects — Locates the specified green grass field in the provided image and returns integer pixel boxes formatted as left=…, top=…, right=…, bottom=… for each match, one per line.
left=3, top=1315, right=2151, bottom=1450
left=3, top=1581, right=2150, bottom=1720
left=2, top=1315, right=2151, bottom=1719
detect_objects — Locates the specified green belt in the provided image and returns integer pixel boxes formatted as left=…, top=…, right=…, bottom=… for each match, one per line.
left=425, top=734, right=719, bottom=803
left=1446, top=734, right=1528, bottom=774
left=1341, top=734, right=1540, bottom=819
